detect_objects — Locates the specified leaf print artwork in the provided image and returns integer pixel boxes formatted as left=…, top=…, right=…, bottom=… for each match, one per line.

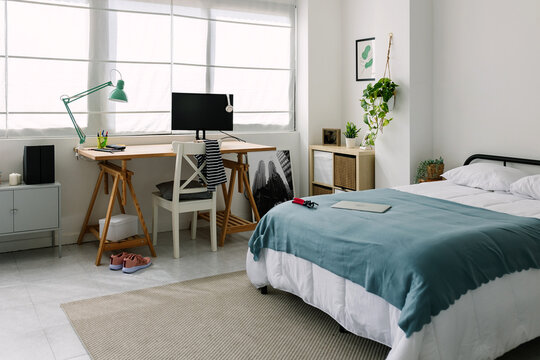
left=362, top=45, right=371, bottom=60
left=356, top=38, right=375, bottom=81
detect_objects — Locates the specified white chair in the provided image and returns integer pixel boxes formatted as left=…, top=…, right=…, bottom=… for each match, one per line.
left=152, top=141, right=217, bottom=258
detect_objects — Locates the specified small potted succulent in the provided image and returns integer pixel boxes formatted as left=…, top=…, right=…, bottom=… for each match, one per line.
left=343, top=122, right=360, bottom=148
left=415, top=157, right=444, bottom=183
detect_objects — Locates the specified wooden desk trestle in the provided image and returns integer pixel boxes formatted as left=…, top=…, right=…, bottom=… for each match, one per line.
left=76, top=142, right=275, bottom=265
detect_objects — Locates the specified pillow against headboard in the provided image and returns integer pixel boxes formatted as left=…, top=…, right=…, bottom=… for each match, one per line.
left=510, top=175, right=540, bottom=200
left=442, top=163, right=527, bottom=191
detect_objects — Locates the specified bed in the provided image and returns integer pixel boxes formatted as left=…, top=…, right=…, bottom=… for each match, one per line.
left=245, top=154, right=540, bottom=360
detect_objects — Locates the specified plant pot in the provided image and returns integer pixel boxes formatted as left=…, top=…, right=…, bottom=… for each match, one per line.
left=375, top=96, right=395, bottom=111
left=426, top=164, right=444, bottom=180
left=345, top=138, right=356, bottom=148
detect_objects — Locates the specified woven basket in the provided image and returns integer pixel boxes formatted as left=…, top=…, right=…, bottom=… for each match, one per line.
left=312, top=184, right=333, bottom=195
left=334, top=154, right=356, bottom=190
left=426, top=164, right=444, bottom=180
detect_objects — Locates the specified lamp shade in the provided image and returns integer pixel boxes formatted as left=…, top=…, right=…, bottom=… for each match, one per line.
left=109, top=79, right=127, bottom=102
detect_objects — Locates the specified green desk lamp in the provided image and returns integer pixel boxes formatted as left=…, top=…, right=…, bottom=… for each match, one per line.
left=61, top=69, right=127, bottom=144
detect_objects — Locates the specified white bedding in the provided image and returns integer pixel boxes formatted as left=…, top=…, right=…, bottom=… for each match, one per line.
left=246, top=181, right=540, bottom=360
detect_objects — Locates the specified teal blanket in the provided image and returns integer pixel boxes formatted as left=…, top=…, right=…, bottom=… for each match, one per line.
left=248, top=189, right=540, bottom=336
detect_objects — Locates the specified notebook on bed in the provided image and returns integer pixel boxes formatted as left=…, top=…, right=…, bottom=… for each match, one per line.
left=331, top=200, right=391, bottom=213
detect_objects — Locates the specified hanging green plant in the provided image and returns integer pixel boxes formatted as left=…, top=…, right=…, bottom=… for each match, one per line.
left=360, top=33, right=398, bottom=147
left=361, top=78, right=398, bottom=146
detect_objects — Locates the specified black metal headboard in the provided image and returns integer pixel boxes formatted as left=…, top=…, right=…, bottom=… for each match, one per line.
left=464, top=154, right=540, bottom=167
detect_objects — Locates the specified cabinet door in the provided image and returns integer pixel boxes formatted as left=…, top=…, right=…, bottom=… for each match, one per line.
left=14, top=187, right=59, bottom=232
left=0, top=191, right=14, bottom=234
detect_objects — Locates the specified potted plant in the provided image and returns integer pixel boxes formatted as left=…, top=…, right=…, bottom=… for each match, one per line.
left=415, top=157, right=444, bottom=183
left=360, top=77, right=398, bottom=148
left=343, top=122, right=360, bottom=148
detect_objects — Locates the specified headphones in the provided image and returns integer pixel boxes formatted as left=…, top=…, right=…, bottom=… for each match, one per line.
left=225, top=94, right=233, bottom=113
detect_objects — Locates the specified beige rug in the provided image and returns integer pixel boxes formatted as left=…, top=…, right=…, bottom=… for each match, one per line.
left=62, top=271, right=390, bottom=360
left=62, top=271, right=540, bottom=360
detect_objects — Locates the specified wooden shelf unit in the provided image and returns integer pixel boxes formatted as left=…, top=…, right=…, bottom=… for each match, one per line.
left=309, top=145, right=375, bottom=195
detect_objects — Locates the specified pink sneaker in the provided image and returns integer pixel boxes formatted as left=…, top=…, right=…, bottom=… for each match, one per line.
left=122, top=254, right=152, bottom=274
left=109, top=252, right=132, bottom=270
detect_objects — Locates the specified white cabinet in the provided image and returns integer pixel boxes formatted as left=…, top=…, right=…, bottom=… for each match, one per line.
left=0, top=182, right=61, bottom=255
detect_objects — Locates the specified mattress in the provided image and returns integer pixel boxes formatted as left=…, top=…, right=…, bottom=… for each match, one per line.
left=246, top=181, right=540, bottom=360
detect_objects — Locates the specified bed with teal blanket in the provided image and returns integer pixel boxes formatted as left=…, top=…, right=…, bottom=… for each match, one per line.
left=247, top=183, right=540, bottom=359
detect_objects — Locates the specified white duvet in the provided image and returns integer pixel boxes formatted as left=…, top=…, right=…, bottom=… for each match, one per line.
left=246, top=181, right=540, bottom=360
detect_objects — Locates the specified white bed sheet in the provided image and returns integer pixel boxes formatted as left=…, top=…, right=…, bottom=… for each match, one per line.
left=246, top=181, right=540, bottom=360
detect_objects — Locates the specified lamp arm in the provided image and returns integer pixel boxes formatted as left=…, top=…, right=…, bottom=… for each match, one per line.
left=60, top=80, right=114, bottom=144
left=63, top=101, right=86, bottom=144
left=62, top=81, right=114, bottom=104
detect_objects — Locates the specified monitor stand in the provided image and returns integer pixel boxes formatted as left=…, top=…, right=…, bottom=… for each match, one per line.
left=195, top=130, right=206, bottom=140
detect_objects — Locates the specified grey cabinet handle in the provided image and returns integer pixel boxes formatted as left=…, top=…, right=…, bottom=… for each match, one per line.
left=11, top=209, right=18, bottom=214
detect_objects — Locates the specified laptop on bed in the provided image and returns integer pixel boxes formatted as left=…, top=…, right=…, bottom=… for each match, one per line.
left=331, top=201, right=391, bottom=213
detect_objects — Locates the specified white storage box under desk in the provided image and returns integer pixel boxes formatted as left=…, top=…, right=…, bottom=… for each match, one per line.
left=99, top=214, right=138, bottom=242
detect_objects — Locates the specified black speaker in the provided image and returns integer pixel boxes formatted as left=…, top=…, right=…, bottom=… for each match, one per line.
left=23, top=145, right=55, bottom=184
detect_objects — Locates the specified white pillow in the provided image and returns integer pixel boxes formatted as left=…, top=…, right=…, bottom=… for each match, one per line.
left=510, top=175, right=540, bottom=200
left=441, top=163, right=527, bottom=191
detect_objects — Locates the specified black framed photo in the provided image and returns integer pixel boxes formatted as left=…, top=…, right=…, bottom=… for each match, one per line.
left=248, top=150, right=294, bottom=218
left=356, top=37, right=375, bottom=81
left=322, top=128, right=341, bottom=146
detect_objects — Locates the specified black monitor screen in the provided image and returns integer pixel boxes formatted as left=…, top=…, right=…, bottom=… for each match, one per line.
left=171, top=92, right=233, bottom=131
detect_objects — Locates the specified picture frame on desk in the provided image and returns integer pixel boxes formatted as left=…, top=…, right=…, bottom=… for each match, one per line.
left=322, top=128, right=341, bottom=146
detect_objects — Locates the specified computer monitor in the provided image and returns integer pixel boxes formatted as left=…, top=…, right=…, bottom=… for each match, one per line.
left=171, top=92, right=233, bottom=140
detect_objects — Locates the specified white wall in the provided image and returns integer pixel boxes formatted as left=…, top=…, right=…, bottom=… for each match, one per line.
left=296, top=0, right=343, bottom=195
left=341, top=0, right=413, bottom=188
left=342, top=0, right=540, bottom=182
left=0, top=132, right=300, bottom=251
left=433, top=0, right=540, bottom=169
left=409, top=0, right=433, bottom=178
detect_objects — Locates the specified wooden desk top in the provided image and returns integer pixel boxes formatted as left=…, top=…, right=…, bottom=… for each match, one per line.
left=77, top=141, right=276, bottom=161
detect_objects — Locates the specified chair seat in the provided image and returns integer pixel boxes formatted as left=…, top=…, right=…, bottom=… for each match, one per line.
left=155, top=180, right=213, bottom=201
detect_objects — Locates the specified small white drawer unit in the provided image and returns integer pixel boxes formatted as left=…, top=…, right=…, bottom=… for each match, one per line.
left=0, top=182, right=62, bottom=256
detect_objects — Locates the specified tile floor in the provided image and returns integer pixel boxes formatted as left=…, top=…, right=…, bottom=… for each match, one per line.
left=0, top=228, right=251, bottom=360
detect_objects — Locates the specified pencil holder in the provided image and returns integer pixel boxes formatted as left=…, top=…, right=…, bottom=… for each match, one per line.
left=97, top=136, right=108, bottom=149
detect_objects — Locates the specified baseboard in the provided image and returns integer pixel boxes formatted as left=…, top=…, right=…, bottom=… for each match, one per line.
left=0, top=225, right=192, bottom=254
left=0, top=232, right=55, bottom=253
left=0, top=231, right=80, bottom=254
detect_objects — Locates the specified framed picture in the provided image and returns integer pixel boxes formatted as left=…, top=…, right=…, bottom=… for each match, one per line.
left=322, top=128, right=341, bottom=146
left=248, top=150, right=294, bottom=218
left=356, top=37, right=375, bottom=81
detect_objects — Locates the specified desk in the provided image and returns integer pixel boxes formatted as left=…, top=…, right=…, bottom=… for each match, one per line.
left=76, top=141, right=275, bottom=265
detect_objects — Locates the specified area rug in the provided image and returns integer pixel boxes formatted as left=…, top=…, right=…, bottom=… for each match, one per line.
left=61, top=271, right=390, bottom=360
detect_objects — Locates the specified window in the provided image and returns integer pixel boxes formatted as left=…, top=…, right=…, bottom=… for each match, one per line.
left=0, top=0, right=296, bottom=139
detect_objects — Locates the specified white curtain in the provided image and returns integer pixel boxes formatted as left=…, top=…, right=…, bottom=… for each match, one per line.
left=0, top=0, right=296, bottom=139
